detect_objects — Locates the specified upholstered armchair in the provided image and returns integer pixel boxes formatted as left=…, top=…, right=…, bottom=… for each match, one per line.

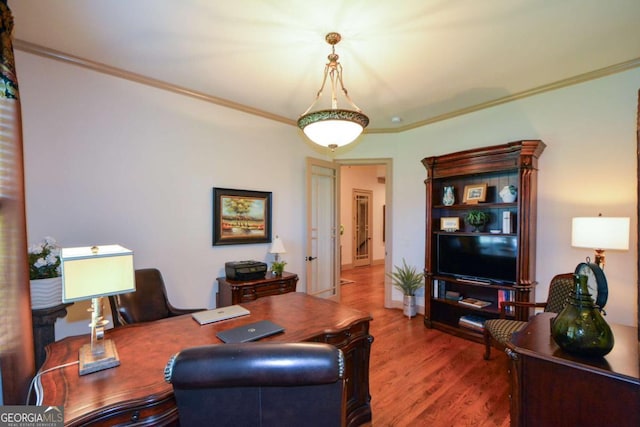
left=165, top=342, right=346, bottom=427
left=483, top=273, right=574, bottom=360
left=108, top=268, right=204, bottom=327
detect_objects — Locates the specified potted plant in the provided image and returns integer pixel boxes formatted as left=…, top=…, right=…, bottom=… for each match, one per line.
left=28, top=236, right=63, bottom=309
left=387, top=258, right=424, bottom=317
left=271, top=260, right=286, bottom=276
left=465, top=210, right=490, bottom=232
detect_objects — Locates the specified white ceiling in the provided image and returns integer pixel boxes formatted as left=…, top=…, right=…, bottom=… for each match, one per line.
left=10, top=0, right=640, bottom=133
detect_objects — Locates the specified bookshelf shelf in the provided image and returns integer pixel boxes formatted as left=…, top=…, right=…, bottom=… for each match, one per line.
left=422, top=141, right=545, bottom=342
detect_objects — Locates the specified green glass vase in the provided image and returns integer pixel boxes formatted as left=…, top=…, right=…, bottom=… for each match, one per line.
left=551, top=274, right=614, bottom=357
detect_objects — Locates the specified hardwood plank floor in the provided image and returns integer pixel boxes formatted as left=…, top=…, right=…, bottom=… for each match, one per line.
left=340, top=264, right=510, bottom=427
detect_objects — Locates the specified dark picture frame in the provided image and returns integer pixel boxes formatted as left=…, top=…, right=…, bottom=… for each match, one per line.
left=462, top=183, right=487, bottom=204
left=212, top=188, right=272, bottom=246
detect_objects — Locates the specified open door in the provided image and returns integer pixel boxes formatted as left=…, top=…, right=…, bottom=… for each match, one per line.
left=305, top=157, right=340, bottom=301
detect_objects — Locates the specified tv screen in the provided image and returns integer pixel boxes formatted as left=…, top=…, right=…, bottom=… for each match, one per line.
left=437, top=234, right=518, bottom=284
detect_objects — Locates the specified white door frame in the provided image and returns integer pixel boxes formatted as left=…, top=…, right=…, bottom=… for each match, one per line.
left=336, top=158, right=393, bottom=309
left=352, top=188, right=373, bottom=267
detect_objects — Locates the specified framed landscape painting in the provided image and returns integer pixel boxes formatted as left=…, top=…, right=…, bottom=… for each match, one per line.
left=212, top=188, right=272, bottom=246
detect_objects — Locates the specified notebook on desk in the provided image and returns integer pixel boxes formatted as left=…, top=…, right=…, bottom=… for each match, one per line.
left=216, top=320, right=285, bottom=343
left=191, top=305, right=250, bottom=325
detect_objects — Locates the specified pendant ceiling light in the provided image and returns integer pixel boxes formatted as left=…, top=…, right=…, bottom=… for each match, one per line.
left=298, top=32, right=369, bottom=151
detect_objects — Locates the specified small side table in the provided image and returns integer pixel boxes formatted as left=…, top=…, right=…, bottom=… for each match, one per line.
left=32, top=303, right=72, bottom=370
left=217, top=271, right=298, bottom=307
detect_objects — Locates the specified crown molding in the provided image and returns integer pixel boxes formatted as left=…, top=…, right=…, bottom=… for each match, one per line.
left=14, top=39, right=640, bottom=134
left=13, top=39, right=296, bottom=127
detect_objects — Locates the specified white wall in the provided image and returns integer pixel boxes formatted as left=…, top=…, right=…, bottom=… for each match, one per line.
left=17, top=51, right=325, bottom=338
left=18, top=48, right=639, bottom=336
left=339, top=68, right=639, bottom=326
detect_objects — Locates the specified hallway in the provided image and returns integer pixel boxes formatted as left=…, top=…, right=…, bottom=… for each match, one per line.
left=339, top=265, right=510, bottom=427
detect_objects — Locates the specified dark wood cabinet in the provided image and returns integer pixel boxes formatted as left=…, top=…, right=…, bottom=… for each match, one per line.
left=508, top=312, right=639, bottom=427
left=422, top=141, right=545, bottom=341
left=217, top=271, right=298, bottom=307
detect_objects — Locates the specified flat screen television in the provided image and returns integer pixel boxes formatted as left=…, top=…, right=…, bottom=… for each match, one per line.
left=437, top=234, right=518, bottom=284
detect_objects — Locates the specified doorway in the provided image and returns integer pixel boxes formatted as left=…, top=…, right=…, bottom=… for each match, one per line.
left=337, top=159, right=393, bottom=309
left=353, top=189, right=373, bottom=267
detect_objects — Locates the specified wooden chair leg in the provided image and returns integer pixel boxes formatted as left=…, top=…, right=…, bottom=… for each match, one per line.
left=483, top=328, right=492, bottom=360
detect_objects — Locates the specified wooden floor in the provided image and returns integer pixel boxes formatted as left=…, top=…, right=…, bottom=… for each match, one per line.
left=340, top=264, right=510, bottom=427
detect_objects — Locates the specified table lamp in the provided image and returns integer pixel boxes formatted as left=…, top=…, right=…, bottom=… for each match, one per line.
left=61, top=244, right=135, bottom=375
left=571, top=215, right=630, bottom=268
left=269, top=235, right=286, bottom=262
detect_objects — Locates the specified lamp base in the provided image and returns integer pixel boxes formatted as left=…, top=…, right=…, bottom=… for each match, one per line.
left=78, top=338, right=120, bottom=375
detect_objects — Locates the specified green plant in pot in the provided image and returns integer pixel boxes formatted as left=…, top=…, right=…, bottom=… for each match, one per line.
left=387, top=258, right=424, bottom=318
left=271, top=261, right=286, bottom=276
left=465, top=210, right=490, bottom=232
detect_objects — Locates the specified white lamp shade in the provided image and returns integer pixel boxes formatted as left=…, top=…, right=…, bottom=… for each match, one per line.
left=571, top=217, right=630, bottom=250
left=61, top=245, right=135, bottom=302
left=269, top=236, right=287, bottom=254
left=303, top=119, right=364, bottom=148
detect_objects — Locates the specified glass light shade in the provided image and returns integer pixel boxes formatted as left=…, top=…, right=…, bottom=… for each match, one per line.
left=298, top=109, right=368, bottom=149
left=571, top=217, right=630, bottom=250
left=269, top=236, right=286, bottom=255
left=61, top=244, right=135, bottom=302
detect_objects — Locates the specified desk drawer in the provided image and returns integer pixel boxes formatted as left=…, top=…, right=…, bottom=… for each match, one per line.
left=242, top=279, right=296, bottom=300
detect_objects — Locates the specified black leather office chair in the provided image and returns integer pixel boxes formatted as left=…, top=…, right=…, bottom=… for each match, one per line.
left=109, top=268, right=204, bottom=327
left=165, top=342, right=346, bottom=427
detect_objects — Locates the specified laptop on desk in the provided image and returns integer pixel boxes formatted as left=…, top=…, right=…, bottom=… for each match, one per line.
left=216, top=320, right=285, bottom=343
left=191, top=305, right=250, bottom=325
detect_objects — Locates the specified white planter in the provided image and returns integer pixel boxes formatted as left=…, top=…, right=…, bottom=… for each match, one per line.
left=30, top=277, right=63, bottom=309
left=403, top=295, right=417, bottom=318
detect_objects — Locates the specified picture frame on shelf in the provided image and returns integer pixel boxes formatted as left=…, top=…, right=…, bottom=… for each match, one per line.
left=440, top=217, right=460, bottom=232
left=462, top=183, right=487, bottom=204
left=212, top=187, right=272, bottom=246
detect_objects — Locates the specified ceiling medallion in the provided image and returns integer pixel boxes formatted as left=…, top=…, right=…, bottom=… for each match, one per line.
left=297, top=32, right=369, bottom=151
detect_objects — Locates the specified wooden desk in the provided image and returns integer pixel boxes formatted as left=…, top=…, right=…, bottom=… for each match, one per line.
left=216, top=271, right=298, bottom=307
left=508, top=312, right=639, bottom=427
left=39, top=293, right=373, bottom=427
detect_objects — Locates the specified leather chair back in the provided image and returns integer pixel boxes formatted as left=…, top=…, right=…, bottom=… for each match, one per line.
left=165, top=342, right=346, bottom=427
left=109, top=268, right=202, bottom=327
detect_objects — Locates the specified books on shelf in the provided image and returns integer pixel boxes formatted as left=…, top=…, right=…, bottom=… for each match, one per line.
left=433, top=280, right=449, bottom=299
left=458, top=297, right=491, bottom=309
left=458, top=314, right=486, bottom=332
left=497, top=289, right=515, bottom=314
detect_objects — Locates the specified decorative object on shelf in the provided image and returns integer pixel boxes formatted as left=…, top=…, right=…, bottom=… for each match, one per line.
left=440, top=217, right=459, bottom=232
left=442, top=185, right=455, bottom=206
left=465, top=210, right=490, bottom=232
left=212, top=187, right=272, bottom=246
left=499, top=185, right=517, bottom=203
left=297, top=32, right=369, bottom=151
left=462, top=183, right=487, bottom=204
left=28, top=236, right=63, bottom=309
left=571, top=214, right=630, bottom=269
left=61, top=244, right=135, bottom=375
left=387, top=258, right=425, bottom=318
left=551, top=274, right=614, bottom=357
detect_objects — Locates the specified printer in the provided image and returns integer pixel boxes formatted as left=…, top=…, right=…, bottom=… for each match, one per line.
left=225, top=260, right=268, bottom=281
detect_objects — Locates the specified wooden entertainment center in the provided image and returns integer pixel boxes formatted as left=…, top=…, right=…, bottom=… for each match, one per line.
left=422, top=141, right=546, bottom=341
